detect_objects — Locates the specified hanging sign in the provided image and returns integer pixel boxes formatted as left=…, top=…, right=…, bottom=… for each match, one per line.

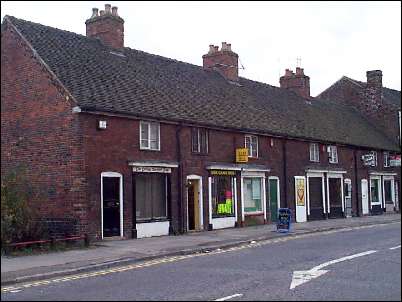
left=236, top=148, right=249, bottom=163
left=276, top=208, right=292, bottom=233
left=390, top=154, right=401, bottom=167
left=361, top=154, right=375, bottom=166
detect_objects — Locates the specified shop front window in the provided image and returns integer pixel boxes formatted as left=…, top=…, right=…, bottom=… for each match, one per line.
left=384, top=180, right=393, bottom=204
left=244, top=178, right=262, bottom=213
left=370, top=178, right=380, bottom=204
left=211, top=175, right=235, bottom=218
left=136, top=173, right=167, bottom=220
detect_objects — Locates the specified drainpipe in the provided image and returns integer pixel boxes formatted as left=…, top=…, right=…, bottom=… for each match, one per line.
left=176, top=123, right=184, bottom=234
left=282, top=139, right=288, bottom=208
left=353, top=148, right=360, bottom=217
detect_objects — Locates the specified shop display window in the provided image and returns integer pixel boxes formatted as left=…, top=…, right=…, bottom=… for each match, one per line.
left=211, top=176, right=235, bottom=218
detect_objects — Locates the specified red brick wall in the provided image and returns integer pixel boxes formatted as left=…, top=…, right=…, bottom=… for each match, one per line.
left=1, top=21, right=88, bottom=235
left=81, top=114, right=180, bottom=239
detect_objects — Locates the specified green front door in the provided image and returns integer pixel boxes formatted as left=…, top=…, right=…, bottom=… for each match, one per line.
left=269, top=179, right=279, bottom=222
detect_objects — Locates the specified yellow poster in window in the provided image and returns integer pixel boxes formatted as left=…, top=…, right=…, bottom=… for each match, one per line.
left=296, top=178, right=305, bottom=206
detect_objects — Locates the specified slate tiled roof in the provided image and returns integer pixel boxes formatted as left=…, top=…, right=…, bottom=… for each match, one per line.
left=4, top=16, right=400, bottom=152
left=318, top=76, right=401, bottom=110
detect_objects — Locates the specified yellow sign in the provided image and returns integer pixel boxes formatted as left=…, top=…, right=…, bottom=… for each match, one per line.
left=296, top=178, right=305, bottom=206
left=236, top=148, right=249, bottom=163
left=210, top=170, right=236, bottom=176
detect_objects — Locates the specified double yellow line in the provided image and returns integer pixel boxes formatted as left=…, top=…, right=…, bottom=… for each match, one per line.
left=2, top=222, right=398, bottom=294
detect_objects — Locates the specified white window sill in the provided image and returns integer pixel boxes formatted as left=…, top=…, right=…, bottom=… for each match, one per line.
left=140, top=147, right=161, bottom=151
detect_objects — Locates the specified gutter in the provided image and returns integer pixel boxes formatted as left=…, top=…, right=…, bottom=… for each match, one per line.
left=77, top=107, right=400, bottom=153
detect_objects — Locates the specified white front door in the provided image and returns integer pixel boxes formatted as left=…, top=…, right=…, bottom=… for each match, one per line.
left=361, top=179, right=369, bottom=215
left=295, top=176, right=307, bottom=222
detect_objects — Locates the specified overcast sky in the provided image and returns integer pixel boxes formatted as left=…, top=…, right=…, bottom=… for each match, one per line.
left=1, top=1, right=401, bottom=96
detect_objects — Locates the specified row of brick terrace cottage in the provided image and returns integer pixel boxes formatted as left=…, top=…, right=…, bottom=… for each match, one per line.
left=1, top=4, right=401, bottom=240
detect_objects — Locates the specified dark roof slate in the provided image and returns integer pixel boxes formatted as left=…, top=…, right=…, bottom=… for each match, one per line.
left=4, top=16, right=399, bottom=152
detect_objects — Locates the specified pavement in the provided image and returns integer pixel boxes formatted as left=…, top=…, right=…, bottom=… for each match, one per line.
left=1, top=213, right=400, bottom=286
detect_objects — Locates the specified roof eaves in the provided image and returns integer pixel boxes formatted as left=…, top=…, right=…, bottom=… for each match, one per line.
left=79, top=106, right=400, bottom=152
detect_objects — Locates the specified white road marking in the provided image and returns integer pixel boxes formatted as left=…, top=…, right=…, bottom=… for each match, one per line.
left=389, top=245, right=401, bottom=250
left=290, top=250, right=377, bottom=290
left=214, top=293, right=243, bottom=301
left=2, top=223, right=399, bottom=294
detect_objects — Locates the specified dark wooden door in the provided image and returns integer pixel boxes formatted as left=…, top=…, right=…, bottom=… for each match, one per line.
left=188, top=181, right=195, bottom=231
left=103, top=177, right=120, bottom=237
left=308, top=177, right=325, bottom=220
left=269, top=179, right=278, bottom=222
left=328, top=178, right=343, bottom=218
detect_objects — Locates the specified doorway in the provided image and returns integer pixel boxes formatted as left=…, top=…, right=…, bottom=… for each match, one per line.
left=308, top=177, right=325, bottom=220
left=101, top=172, right=123, bottom=238
left=268, top=177, right=280, bottom=222
left=370, top=176, right=382, bottom=215
left=361, top=179, right=369, bottom=215
left=328, top=177, right=343, bottom=218
left=187, top=176, right=203, bottom=231
left=383, top=177, right=395, bottom=212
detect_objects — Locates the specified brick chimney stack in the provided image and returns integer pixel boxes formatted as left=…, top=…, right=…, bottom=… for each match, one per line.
left=202, top=42, right=239, bottom=82
left=364, top=69, right=383, bottom=107
left=279, top=67, right=310, bottom=98
left=366, top=70, right=383, bottom=89
left=85, top=4, right=124, bottom=49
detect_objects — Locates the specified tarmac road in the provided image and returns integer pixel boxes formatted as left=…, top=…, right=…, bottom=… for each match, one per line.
left=1, top=222, right=401, bottom=301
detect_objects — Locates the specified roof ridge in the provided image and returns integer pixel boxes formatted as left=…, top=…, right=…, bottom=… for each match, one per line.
left=4, top=15, right=399, bottom=152
left=4, top=15, right=103, bottom=46
left=7, top=15, right=292, bottom=93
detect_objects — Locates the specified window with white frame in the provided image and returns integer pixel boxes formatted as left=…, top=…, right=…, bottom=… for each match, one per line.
left=309, top=143, right=320, bottom=162
left=140, top=121, right=160, bottom=150
left=245, top=135, right=258, bottom=158
left=370, top=151, right=377, bottom=167
left=384, top=151, right=390, bottom=167
left=328, top=145, right=338, bottom=163
left=191, top=128, right=208, bottom=154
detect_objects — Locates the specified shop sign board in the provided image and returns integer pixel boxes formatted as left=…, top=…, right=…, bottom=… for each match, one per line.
left=132, top=166, right=171, bottom=173
left=236, top=148, right=249, bottom=163
left=210, top=170, right=236, bottom=176
left=361, top=154, right=375, bottom=166
left=276, top=208, right=292, bottom=233
left=390, top=154, right=401, bottom=167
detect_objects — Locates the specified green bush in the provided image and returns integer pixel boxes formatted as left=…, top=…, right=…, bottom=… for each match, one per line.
left=1, top=167, right=45, bottom=248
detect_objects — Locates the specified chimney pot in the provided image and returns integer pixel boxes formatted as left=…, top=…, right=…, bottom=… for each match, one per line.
left=221, top=42, right=228, bottom=51
left=296, top=67, right=304, bottom=75
left=285, top=69, right=293, bottom=77
left=105, top=4, right=112, bottom=15
left=280, top=67, right=310, bottom=98
left=203, top=42, right=239, bottom=81
left=91, top=8, right=99, bottom=18
left=86, top=4, right=124, bottom=48
left=112, top=6, right=118, bottom=16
